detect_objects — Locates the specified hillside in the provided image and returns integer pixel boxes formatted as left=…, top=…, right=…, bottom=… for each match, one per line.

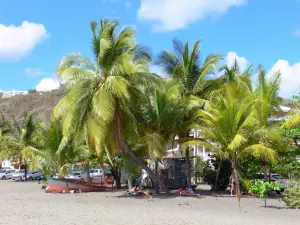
left=0, top=89, right=64, bottom=123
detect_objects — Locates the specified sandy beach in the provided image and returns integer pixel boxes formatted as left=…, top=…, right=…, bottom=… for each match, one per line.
left=0, top=180, right=299, bottom=225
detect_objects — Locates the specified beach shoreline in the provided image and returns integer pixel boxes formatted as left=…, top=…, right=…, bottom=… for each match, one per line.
left=0, top=180, right=299, bottom=225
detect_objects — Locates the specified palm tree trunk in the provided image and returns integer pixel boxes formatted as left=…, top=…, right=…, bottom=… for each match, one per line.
left=261, top=159, right=268, bottom=182
left=185, top=148, right=191, bottom=187
left=115, top=175, right=121, bottom=189
left=155, top=159, right=159, bottom=193
left=214, top=160, right=223, bottom=192
left=128, top=175, right=133, bottom=190
left=24, top=164, right=28, bottom=181
left=19, top=157, right=22, bottom=170
left=231, top=154, right=241, bottom=209
left=86, top=164, right=91, bottom=184
left=122, top=140, right=170, bottom=194
left=114, top=109, right=122, bottom=152
left=111, top=168, right=121, bottom=189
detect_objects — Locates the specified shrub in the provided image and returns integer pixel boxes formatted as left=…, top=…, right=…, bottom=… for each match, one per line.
left=250, top=180, right=283, bottom=207
left=283, top=180, right=300, bottom=209
left=240, top=178, right=253, bottom=194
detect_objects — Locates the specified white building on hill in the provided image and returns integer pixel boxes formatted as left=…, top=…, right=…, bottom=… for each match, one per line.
left=0, top=90, right=28, bottom=98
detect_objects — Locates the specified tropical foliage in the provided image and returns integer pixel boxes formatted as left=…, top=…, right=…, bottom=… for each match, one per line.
left=1, top=18, right=299, bottom=202
left=283, top=180, right=300, bottom=209
left=250, top=180, right=282, bottom=207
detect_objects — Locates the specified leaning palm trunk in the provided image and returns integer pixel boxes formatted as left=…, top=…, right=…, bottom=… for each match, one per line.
left=122, top=140, right=170, bottom=194
left=214, top=160, right=223, bottom=192
left=111, top=167, right=122, bottom=189
left=127, top=175, right=133, bottom=190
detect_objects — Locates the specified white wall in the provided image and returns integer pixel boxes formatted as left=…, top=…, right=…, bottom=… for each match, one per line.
left=1, top=160, right=13, bottom=169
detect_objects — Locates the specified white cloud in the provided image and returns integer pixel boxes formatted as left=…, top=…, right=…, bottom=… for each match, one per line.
left=224, top=52, right=300, bottom=98
left=24, top=68, right=46, bottom=77
left=225, top=52, right=248, bottom=71
left=36, top=77, right=60, bottom=92
left=267, top=60, right=300, bottom=98
left=0, top=21, right=49, bottom=61
left=292, top=29, right=300, bottom=37
left=138, top=0, right=247, bottom=31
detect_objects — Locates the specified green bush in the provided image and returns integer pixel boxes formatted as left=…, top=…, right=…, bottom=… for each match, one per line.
left=283, top=180, right=300, bottom=209
left=250, top=180, right=282, bottom=207
left=240, top=178, right=253, bottom=194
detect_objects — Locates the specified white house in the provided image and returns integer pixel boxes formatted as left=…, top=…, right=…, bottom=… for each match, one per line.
left=1, top=160, right=14, bottom=169
left=165, top=129, right=213, bottom=162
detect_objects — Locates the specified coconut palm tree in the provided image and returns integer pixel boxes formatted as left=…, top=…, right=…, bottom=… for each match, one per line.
left=0, top=111, right=43, bottom=180
left=252, top=66, right=282, bottom=181
left=0, top=112, right=12, bottom=138
left=255, top=66, right=281, bottom=126
left=197, top=82, right=276, bottom=204
left=53, top=18, right=170, bottom=192
left=0, top=112, right=14, bottom=164
left=218, top=64, right=282, bottom=182
left=218, top=59, right=253, bottom=91
left=156, top=39, right=220, bottom=186
left=156, top=39, right=220, bottom=95
left=132, top=80, right=194, bottom=190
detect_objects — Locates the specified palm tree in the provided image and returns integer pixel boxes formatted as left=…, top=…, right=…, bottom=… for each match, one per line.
left=156, top=39, right=220, bottom=186
left=253, top=66, right=282, bottom=181
left=218, top=59, right=253, bottom=91
left=132, top=80, right=193, bottom=190
left=0, top=112, right=12, bottom=138
left=1, top=112, right=43, bottom=180
left=0, top=112, right=13, bottom=165
left=218, top=64, right=281, bottom=182
left=53, top=18, right=169, bottom=192
left=198, top=82, right=276, bottom=204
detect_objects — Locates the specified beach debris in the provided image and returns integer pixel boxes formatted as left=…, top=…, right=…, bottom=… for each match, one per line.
left=178, top=201, right=189, bottom=206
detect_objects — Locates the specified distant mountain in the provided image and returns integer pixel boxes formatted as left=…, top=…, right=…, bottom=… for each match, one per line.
left=0, top=89, right=64, bottom=123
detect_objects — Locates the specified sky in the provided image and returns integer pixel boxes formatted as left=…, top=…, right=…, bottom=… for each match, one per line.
left=0, top=0, right=300, bottom=98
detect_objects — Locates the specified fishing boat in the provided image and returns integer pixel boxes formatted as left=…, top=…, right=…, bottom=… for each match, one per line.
left=46, top=177, right=111, bottom=193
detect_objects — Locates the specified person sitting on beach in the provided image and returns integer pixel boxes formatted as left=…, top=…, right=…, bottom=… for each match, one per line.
left=186, top=187, right=199, bottom=197
left=178, top=187, right=187, bottom=196
left=122, top=185, right=138, bottom=196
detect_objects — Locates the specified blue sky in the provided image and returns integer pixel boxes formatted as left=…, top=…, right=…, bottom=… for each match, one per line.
left=0, top=0, right=300, bottom=98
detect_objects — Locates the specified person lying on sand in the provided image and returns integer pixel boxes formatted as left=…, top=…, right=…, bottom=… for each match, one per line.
left=186, top=187, right=199, bottom=197
left=122, top=185, right=138, bottom=196
left=178, top=187, right=199, bottom=197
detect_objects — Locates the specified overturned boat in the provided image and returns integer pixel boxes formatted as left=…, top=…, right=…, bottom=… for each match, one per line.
left=46, top=177, right=113, bottom=193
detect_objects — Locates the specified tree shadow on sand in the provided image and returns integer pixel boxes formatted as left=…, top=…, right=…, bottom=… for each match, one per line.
left=262, top=205, right=291, bottom=210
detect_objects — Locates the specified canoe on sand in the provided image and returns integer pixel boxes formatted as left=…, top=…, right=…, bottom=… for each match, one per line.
left=46, top=177, right=111, bottom=193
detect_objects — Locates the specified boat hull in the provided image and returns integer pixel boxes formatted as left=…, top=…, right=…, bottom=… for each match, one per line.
left=47, top=177, right=110, bottom=193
